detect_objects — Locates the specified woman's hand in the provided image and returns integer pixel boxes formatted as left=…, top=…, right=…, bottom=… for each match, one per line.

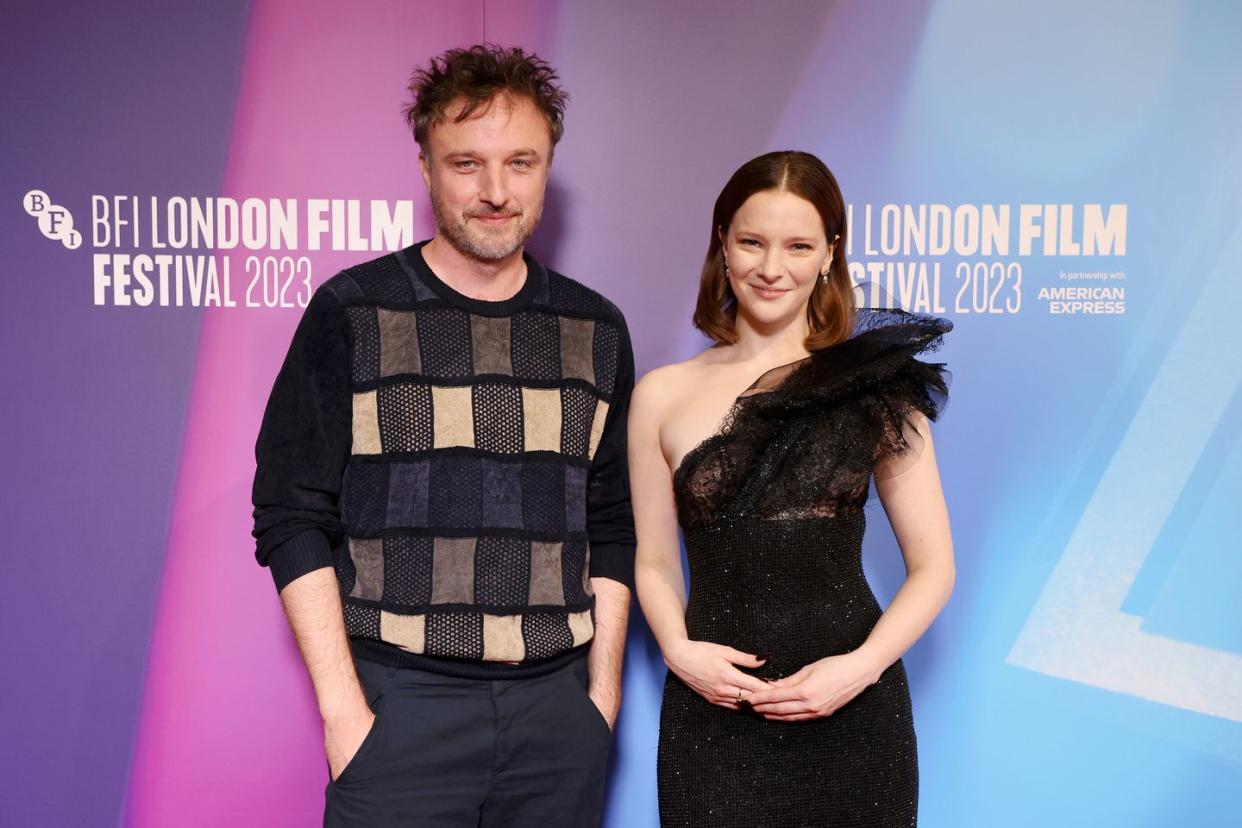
left=746, top=651, right=882, bottom=721
left=664, top=639, right=770, bottom=710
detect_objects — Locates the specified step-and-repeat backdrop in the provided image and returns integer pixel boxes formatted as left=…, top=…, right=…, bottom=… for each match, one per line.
left=4, top=2, right=1239, bottom=825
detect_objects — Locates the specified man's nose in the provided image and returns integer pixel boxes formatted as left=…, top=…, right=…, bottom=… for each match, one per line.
left=477, top=166, right=510, bottom=210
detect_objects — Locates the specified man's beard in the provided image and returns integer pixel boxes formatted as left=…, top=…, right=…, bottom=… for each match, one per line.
left=430, top=189, right=542, bottom=262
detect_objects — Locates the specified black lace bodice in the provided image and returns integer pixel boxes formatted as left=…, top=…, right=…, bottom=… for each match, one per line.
left=673, top=309, right=951, bottom=530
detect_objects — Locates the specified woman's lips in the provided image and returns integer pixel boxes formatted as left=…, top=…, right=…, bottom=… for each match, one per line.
left=750, top=283, right=790, bottom=300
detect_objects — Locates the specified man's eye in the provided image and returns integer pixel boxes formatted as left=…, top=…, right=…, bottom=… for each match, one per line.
left=512, top=159, right=532, bottom=169
left=455, top=160, right=478, bottom=170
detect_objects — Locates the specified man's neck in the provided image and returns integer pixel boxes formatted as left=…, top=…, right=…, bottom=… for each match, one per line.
left=421, top=236, right=529, bottom=302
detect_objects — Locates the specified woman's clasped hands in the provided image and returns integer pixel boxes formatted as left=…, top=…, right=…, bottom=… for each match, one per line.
left=663, top=639, right=771, bottom=711
left=745, top=651, right=882, bottom=722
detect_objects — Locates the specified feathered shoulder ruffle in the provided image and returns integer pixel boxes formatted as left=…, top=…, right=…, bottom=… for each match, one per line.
left=746, top=308, right=949, bottom=417
left=747, top=308, right=950, bottom=472
left=675, top=309, right=952, bottom=527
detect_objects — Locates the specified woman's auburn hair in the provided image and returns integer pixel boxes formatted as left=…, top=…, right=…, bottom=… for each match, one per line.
left=693, top=151, right=856, bottom=350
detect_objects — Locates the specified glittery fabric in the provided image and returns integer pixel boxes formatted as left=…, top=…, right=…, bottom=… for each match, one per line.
left=658, top=310, right=951, bottom=827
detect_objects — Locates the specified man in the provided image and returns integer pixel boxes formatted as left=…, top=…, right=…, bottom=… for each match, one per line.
left=252, top=45, right=634, bottom=827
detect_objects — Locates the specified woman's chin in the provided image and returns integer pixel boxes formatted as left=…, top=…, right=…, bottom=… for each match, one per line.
left=736, top=301, right=808, bottom=331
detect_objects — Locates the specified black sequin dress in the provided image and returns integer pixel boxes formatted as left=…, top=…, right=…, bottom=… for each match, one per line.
left=657, top=309, right=951, bottom=827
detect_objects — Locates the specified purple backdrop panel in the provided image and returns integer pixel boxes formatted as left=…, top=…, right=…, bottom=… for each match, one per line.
left=0, top=3, right=250, bottom=826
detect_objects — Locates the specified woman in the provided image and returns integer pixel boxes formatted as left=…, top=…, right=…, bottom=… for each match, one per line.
left=629, top=151, right=955, bottom=826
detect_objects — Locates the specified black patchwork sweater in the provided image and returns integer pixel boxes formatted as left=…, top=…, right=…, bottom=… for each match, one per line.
left=252, top=241, right=635, bottom=678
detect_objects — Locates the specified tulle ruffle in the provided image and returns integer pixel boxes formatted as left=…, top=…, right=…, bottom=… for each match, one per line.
left=674, top=309, right=952, bottom=528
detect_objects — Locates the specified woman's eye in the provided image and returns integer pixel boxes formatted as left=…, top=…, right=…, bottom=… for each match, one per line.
left=792, top=243, right=812, bottom=251
left=740, top=239, right=760, bottom=247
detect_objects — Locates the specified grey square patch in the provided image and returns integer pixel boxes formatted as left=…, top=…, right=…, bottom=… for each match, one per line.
left=471, top=315, right=513, bottom=376
left=559, top=317, right=596, bottom=383
left=431, top=537, right=476, bottom=604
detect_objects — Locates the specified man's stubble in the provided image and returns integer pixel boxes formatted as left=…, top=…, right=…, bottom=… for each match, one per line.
left=429, top=185, right=544, bottom=263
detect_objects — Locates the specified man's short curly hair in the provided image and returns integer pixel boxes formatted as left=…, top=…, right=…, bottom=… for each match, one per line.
left=404, top=44, right=568, bottom=151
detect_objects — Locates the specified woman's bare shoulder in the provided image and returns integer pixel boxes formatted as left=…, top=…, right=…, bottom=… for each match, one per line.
left=633, top=351, right=721, bottom=415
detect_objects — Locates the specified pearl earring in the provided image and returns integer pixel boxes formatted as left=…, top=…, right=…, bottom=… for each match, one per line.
left=823, top=235, right=839, bottom=283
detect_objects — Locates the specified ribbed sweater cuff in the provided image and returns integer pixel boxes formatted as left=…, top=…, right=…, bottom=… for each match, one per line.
left=268, top=529, right=336, bottom=592
left=588, top=543, right=635, bottom=591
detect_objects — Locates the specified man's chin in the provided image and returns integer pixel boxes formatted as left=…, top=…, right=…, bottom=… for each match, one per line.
left=452, top=234, right=523, bottom=263
left=454, top=225, right=536, bottom=262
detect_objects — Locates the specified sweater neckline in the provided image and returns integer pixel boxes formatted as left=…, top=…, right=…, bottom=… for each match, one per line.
left=402, top=239, right=544, bottom=316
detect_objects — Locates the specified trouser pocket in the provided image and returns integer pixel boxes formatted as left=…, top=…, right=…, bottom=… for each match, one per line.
left=570, top=658, right=613, bottom=740
left=331, top=659, right=394, bottom=786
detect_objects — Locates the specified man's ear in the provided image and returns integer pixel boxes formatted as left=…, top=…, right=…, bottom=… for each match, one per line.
left=418, top=151, right=432, bottom=190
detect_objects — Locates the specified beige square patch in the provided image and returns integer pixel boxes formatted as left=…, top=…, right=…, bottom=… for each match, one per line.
left=567, top=609, right=594, bottom=646
left=380, top=611, right=426, bottom=653
left=587, top=399, right=609, bottom=459
left=352, top=390, right=382, bottom=455
left=522, top=387, right=563, bottom=453
left=482, top=614, right=526, bottom=661
left=432, top=385, right=475, bottom=448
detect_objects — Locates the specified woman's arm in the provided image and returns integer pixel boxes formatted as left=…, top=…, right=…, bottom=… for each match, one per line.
left=630, top=370, right=768, bottom=710
left=857, top=411, right=956, bottom=675
left=629, top=370, right=690, bottom=651
left=749, top=413, right=955, bottom=720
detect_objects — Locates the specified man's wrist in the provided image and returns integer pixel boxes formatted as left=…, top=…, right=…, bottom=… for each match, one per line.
left=319, top=687, right=371, bottom=723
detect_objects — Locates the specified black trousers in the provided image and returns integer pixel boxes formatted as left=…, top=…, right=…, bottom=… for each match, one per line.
left=324, top=655, right=612, bottom=827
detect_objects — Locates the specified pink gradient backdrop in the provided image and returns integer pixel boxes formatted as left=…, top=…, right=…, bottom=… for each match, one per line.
left=124, top=2, right=471, bottom=824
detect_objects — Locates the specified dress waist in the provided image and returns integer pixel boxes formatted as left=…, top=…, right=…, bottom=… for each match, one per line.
left=681, top=515, right=882, bottom=678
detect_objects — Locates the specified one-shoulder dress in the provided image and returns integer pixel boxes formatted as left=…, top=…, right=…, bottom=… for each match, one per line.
left=657, top=309, right=952, bottom=827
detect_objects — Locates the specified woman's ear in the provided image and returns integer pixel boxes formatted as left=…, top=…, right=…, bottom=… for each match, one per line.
left=821, top=234, right=841, bottom=275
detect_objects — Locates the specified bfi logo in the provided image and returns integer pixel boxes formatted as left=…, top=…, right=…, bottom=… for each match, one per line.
left=24, top=189, right=82, bottom=249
